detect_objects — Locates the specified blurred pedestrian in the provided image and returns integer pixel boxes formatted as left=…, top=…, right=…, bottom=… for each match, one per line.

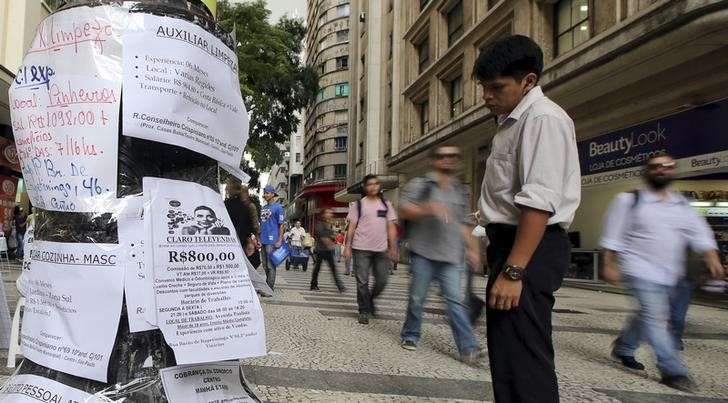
left=310, top=208, right=346, bottom=292
left=259, top=185, right=286, bottom=290
left=14, top=206, right=27, bottom=261
left=398, top=145, right=483, bottom=365
left=600, top=153, right=724, bottom=392
left=224, top=178, right=260, bottom=268
left=474, top=35, right=580, bottom=403
left=335, top=230, right=345, bottom=262
left=343, top=174, right=398, bottom=325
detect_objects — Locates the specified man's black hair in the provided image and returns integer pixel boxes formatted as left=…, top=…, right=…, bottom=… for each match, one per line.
left=471, top=35, right=543, bottom=82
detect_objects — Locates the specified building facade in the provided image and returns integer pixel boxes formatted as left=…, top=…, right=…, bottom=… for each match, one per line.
left=340, top=0, right=727, bottom=252
left=297, top=0, right=352, bottom=231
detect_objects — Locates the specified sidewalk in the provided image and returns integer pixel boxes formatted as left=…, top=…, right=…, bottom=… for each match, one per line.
left=2, top=260, right=728, bottom=401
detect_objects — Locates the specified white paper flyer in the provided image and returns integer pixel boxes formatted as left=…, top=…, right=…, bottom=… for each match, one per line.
left=159, top=361, right=256, bottom=403
left=0, top=374, right=105, bottom=403
left=122, top=14, right=248, bottom=167
left=20, top=241, right=125, bottom=382
left=118, top=196, right=158, bottom=332
left=144, top=177, right=266, bottom=364
left=7, top=6, right=126, bottom=213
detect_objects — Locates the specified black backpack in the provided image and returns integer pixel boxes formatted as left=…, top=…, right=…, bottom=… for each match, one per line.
left=401, top=177, right=437, bottom=240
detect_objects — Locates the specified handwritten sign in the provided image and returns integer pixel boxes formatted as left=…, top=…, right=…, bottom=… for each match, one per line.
left=144, top=177, right=266, bottom=364
left=122, top=14, right=248, bottom=167
left=8, top=6, right=126, bottom=213
left=21, top=241, right=125, bottom=382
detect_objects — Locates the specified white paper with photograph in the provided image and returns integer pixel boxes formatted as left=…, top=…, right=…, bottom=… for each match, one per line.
left=159, top=361, right=256, bottom=403
left=0, top=374, right=105, bottom=403
left=21, top=241, right=124, bottom=382
left=122, top=14, right=248, bottom=166
left=7, top=6, right=126, bottom=213
left=118, top=196, right=157, bottom=332
left=144, top=177, right=265, bottom=364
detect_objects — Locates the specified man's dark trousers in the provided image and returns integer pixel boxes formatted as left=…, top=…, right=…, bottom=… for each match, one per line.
left=485, top=224, right=570, bottom=403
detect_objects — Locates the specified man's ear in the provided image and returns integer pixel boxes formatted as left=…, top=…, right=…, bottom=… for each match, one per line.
left=522, top=72, right=538, bottom=92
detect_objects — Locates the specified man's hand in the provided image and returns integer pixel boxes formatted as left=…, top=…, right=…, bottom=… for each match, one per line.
left=274, top=240, right=282, bottom=249
left=601, top=263, right=622, bottom=284
left=466, top=247, right=480, bottom=269
left=705, top=250, right=725, bottom=280
left=488, top=274, right=522, bottom=310
left=389, top=247, right=399, bottom=262
left=343, top=246, right=352, bottom=260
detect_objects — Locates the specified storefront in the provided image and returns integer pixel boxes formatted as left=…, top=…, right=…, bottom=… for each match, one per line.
left=567, top=99, right=728, bottom=280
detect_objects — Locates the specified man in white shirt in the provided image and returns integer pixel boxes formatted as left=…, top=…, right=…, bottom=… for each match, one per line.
left=289, top=221, right=306, bottom=246
left=600, top=153, right=724, bottom=393
left=474, top=35, right=580, bottom=403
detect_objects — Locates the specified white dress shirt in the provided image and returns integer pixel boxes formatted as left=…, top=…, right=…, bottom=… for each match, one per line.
left=478, top=86, right=581, bottom=228
left=600, top=189, right=718, bottom=286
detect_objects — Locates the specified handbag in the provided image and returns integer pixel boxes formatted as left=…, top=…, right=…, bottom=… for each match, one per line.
left=269, top=242, right=290, bottom=266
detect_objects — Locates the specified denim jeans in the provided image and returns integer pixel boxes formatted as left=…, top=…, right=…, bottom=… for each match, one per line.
left=260, top=244, right=278, bottom=290
left=669, top=277, right=694, bottom=350
left=400, top=253, right=480, bottom=355
left=15, top=232, right=24, bottom=258
left=353, top=249, right=390, bottom=313
left=613, top=275, right=688, bottom=377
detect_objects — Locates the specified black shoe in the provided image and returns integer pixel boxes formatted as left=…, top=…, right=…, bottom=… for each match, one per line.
left=661, top=375, right=696, bottom=393
left=358, top=313, right=369, bottom=324
left=310, top=286, right=320, bottom=291
left=611, top=352, right=645, bottom=370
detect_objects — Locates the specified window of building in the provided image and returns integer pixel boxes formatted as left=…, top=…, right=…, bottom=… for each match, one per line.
left=450, top=75, right=463, bottom=117
left=337, top=29, right=349, bottom=42
left=295, top=153, right=301, bottom=163
left=318, top=14, right=326, bottom=27
left=420, top=0, right=429, bottom=11
left=387, top=81, right=392, bottom=107
left=335, top=111, right=348, bottom=122
left=315, top=167, right=324, bottom=179
left=334, top=137, right=347, bottom=150
left=419, top=100, right=429, bottom=136
left=337, top=125, right=348, bottom=136
left=358, top=142, right=364, bottom=162
left=556, top=0, right=590, bottom=55
left=447, top=2, right=464, bottom=47
left=319, top=63, right=325, bottom=75
left=317, top=141, right=325, bottom=153
left=359, top=97, right=366, bottom=122
left=417, top=37, right=429, bottom=74
left=334, top=164, right=347, bottom=178
left=337, top=4, right=350, bottom=17
left=335, top=83, right=349, bottom=97
left=317, top=115, right=324, bottom=126
left=317, top=88, right=325, bottom=101
left=336, top=56, right=349, bottom=70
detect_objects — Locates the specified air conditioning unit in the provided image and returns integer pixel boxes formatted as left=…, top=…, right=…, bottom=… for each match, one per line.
left=359, top=12, right=366, bottom=22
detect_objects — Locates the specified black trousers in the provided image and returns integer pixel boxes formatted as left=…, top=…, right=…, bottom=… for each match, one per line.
left=485, top=224, right=570, bottom=403
left=311, top=249, right=344, bottom=290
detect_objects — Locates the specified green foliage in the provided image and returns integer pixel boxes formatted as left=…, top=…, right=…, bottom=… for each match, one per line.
left=217, top=0, right=318, bottom=172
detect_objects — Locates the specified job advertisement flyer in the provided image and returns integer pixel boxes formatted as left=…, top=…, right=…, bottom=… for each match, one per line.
left=0, top=374, right=105, bottom=403
left=122, top=14, right=248, bottom=167
left=118, top=196, right=158, bottom=332
left=20, top=241, right=125, bottom=382
left=160, top=361, right=256, bottom=403
left=144, top=177, right=266, bottom=364
left=7, top=6, right=126, bottom=213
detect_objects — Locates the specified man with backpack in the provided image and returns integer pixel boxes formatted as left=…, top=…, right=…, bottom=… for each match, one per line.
left=398, top=145, right=483, bottom=364
left=600, top=152, right=724, bottom=392
left=343, top=174, right=398, bottom=324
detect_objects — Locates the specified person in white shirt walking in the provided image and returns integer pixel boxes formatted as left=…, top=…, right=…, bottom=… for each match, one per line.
left=600, top=153, right=724, bottom=393
left=474, top=35, right=581, bottom=403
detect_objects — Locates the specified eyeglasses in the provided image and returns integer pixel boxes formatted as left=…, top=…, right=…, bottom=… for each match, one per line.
left=435, top=153, right=461, bottom=160
left=647, top=161, right=676, bottom=170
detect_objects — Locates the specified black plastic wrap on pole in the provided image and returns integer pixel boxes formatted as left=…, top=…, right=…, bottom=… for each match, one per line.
left=10, top=1, right=260, bottom=401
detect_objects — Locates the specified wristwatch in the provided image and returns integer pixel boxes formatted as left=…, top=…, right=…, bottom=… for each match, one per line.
left=502, top=263, right=525, bottom=281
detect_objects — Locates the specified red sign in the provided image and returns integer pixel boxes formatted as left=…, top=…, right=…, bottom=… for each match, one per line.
left=0, top=137, right=21, bottom=172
